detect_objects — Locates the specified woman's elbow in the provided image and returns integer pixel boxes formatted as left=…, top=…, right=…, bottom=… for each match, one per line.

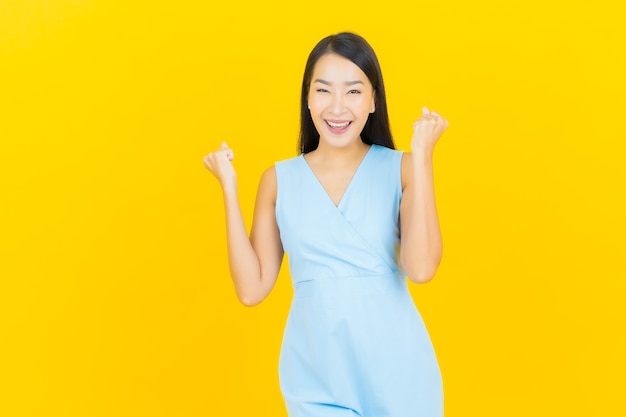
left=235, top=289, right=266, bottom=307
left=402, top=257, right=441, bottom=284
left=406, top=268, right=438, bottom=284
left=238, top=296, right=262, bottom=307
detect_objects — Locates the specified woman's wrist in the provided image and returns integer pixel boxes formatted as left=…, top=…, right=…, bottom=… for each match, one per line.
left=411, top=147, right=434, bottom=161
left=221, top=181, right=238, bottom=200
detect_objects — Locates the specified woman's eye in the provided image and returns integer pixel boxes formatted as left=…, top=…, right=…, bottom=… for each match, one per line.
left=316, top=88, right=329, bottom=93
left=348, top=89, right=361, bottom=94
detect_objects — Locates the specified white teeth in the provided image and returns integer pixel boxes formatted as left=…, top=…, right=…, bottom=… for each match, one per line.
left=327, top=121, right=350, bottom=129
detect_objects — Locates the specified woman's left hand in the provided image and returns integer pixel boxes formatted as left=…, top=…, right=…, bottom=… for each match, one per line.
left=411, top=106, right=448, bottom=153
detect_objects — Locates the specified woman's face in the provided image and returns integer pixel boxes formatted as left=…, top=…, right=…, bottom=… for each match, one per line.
left=307, top=53, right=375, bottom=149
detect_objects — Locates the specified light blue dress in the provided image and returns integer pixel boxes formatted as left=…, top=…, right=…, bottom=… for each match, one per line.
left=275, top=144, right=443, bottom=417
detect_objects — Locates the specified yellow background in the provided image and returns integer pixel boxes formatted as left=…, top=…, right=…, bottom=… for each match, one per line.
left=1, top=0, right=624, bottom=416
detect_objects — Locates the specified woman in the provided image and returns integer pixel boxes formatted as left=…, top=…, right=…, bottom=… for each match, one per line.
left=205, top=32, right=448, bottom=417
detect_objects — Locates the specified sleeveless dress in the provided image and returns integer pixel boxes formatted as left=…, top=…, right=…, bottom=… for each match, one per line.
left=274, top=144, right=443, bottom=417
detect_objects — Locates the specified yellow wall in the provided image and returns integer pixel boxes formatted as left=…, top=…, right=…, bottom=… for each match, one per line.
left=1, top=1, right=624, bottom=416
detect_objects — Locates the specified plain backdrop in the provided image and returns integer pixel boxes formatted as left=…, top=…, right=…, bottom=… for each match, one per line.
left=1, top=1, right=624, bottom=416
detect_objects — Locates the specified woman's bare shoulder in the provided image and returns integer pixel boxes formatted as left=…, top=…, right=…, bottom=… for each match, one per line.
left=257, top=165, right=277, bottom=200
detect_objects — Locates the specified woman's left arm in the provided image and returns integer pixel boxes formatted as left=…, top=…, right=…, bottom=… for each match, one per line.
left=399, top=107, right=448, bottom=284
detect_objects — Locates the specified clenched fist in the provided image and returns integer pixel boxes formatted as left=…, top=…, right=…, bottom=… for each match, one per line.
left=203, top=142, right=236, bottom=190
left=412, top=107, right=448, bottom=153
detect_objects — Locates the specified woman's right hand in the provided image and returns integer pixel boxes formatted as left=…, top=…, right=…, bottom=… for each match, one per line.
left=203, top=141, right=237, bottom=190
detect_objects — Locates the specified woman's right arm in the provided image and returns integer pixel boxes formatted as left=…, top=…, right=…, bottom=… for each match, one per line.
left=204, top=143, right=284, bottom=306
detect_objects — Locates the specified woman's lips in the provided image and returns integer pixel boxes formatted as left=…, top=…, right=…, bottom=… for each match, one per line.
left=325, top=120, right=352, bottom=133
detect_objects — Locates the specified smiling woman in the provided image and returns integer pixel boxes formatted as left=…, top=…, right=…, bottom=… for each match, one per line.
left=204, top=32, right=448, bottom=417
left=298, top=33, right=394, bottom=154
left=2, top=0, right=623, bottom=415
left=306, top=54, right=375, bottom=150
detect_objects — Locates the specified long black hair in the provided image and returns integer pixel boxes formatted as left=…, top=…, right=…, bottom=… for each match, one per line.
left=298, top=32, right=395, bottom=154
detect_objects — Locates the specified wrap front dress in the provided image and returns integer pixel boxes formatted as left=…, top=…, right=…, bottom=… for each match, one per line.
left=274, top=144, right=443, bottom=417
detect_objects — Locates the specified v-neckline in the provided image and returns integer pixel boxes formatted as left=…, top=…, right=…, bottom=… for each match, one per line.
left=301, top=145, right=374, bottom=208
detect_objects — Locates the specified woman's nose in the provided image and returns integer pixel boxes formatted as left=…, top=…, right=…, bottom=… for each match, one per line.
left=330, top=94, right=345, bottom=114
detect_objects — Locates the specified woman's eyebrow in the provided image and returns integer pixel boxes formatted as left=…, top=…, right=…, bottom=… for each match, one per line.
left=313, top=79, right=365, bottom=86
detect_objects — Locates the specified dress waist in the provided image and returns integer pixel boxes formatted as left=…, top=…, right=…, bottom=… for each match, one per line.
left=292, top=273, right=407, bottom=299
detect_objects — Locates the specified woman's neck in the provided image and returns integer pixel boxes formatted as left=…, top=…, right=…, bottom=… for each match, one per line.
left=308, top=140, right=371, bottom=168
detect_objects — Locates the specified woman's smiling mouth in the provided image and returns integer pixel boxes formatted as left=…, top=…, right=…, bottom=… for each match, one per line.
left=325, top=120, right=352, bottom=132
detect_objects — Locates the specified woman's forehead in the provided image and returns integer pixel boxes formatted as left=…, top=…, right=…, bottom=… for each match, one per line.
left=311, top=54, right=369, bottom=84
